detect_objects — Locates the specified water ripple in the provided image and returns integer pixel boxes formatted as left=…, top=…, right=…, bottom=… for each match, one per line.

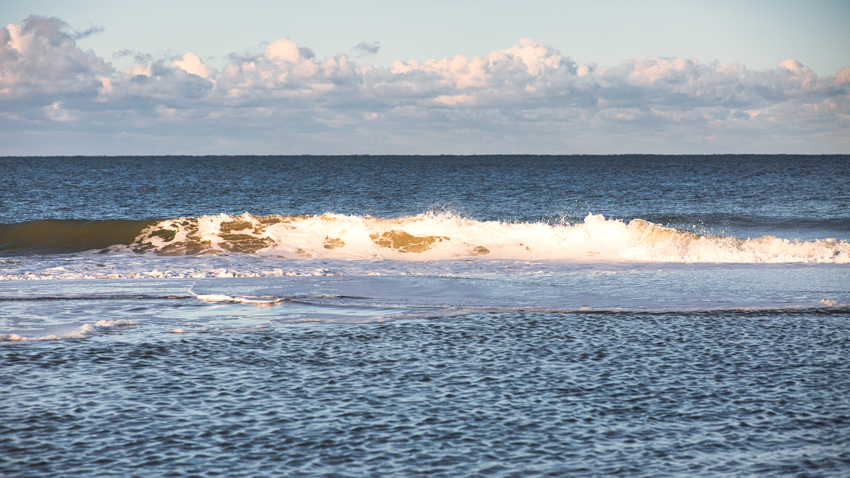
left=1, top=310, right=849, bottom=477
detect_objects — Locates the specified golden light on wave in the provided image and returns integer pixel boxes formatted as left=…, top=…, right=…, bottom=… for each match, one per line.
left=118, top=212, right=849, bottom=263
left=369, top=230, right=450, bottom=253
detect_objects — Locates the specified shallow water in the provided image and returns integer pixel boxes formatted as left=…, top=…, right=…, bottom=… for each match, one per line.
left=3, top=309, right=849, bottom=477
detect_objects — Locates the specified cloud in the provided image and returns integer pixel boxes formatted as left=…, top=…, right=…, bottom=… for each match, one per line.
left=1, top=17, right=848, bottom=154
left=0, top=16, right=112, bottom=104
left=113, top=49, right=153, bottom=63
left=354, top=41, right=380, bottom=57
left=172, top=52, right=213, bottom=78
left=836, top=67, right=850, bottom=84
left=70, top=24, right=105, bottom=40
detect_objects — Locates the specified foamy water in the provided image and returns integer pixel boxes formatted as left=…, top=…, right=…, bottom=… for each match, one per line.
left=131, top=211, right=850, bottom=263
left=0, top=319, right=135, bottom=342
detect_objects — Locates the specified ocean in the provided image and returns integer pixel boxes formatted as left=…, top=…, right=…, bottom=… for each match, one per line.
left=1, top=155, right=848, bottom=476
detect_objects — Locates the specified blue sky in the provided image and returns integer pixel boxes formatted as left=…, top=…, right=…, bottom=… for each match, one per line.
left=1, top=0, right=849, bottom=154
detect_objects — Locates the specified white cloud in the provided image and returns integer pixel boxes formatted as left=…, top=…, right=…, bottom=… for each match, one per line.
left=172, top=52, right=213, bottom=78
left=265, top=37, right=302, bottom=63
left=0, top=16, right=112, bottom=101
left=1, top=16, right=848, bottom=154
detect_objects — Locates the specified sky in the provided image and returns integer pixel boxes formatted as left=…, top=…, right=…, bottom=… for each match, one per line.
left=1, top=0, right=849, bottom=155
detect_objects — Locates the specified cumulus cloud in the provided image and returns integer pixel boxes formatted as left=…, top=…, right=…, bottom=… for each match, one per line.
left=0, top=16, right=112, bottom=102
left=1, top=16, right=848, bottom=154
left=172, top=52, right=213, bottom=78
left=836, top=67, right=850, bottom=84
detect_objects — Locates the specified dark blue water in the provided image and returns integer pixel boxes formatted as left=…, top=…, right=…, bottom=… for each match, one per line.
left=2, top=155, right=848, bottom=239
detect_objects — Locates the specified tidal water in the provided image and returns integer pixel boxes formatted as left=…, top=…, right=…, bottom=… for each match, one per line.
left=1, top=155, right=849, bottom=476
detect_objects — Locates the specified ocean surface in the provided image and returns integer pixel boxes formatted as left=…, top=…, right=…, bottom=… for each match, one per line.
left=1, top=155, right=848, bottom=476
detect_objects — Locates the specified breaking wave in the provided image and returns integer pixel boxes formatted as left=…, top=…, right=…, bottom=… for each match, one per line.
left=2, top=212, right=848, bottom=263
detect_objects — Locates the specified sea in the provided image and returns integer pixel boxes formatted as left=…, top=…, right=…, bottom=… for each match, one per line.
left=1, top=155, right=848, bottom=477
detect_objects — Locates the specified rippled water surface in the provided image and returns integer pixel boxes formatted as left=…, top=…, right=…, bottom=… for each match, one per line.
left=2, top=155, right=848, bottom=476
left=3, top=309, right=849, bottom=477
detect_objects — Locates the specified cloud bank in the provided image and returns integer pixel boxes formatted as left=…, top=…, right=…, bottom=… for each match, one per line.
left=2, top=16, right=848, bottom=154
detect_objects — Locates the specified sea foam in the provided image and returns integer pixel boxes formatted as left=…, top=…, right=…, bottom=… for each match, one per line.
left=130, top=212, right=849, bottom=262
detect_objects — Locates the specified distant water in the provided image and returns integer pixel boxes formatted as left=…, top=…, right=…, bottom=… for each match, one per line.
left=1, top=155, right=849, bottom=476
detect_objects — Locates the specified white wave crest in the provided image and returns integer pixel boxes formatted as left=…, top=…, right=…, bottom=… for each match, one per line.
left=130, top=212, right=849, bottom=264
